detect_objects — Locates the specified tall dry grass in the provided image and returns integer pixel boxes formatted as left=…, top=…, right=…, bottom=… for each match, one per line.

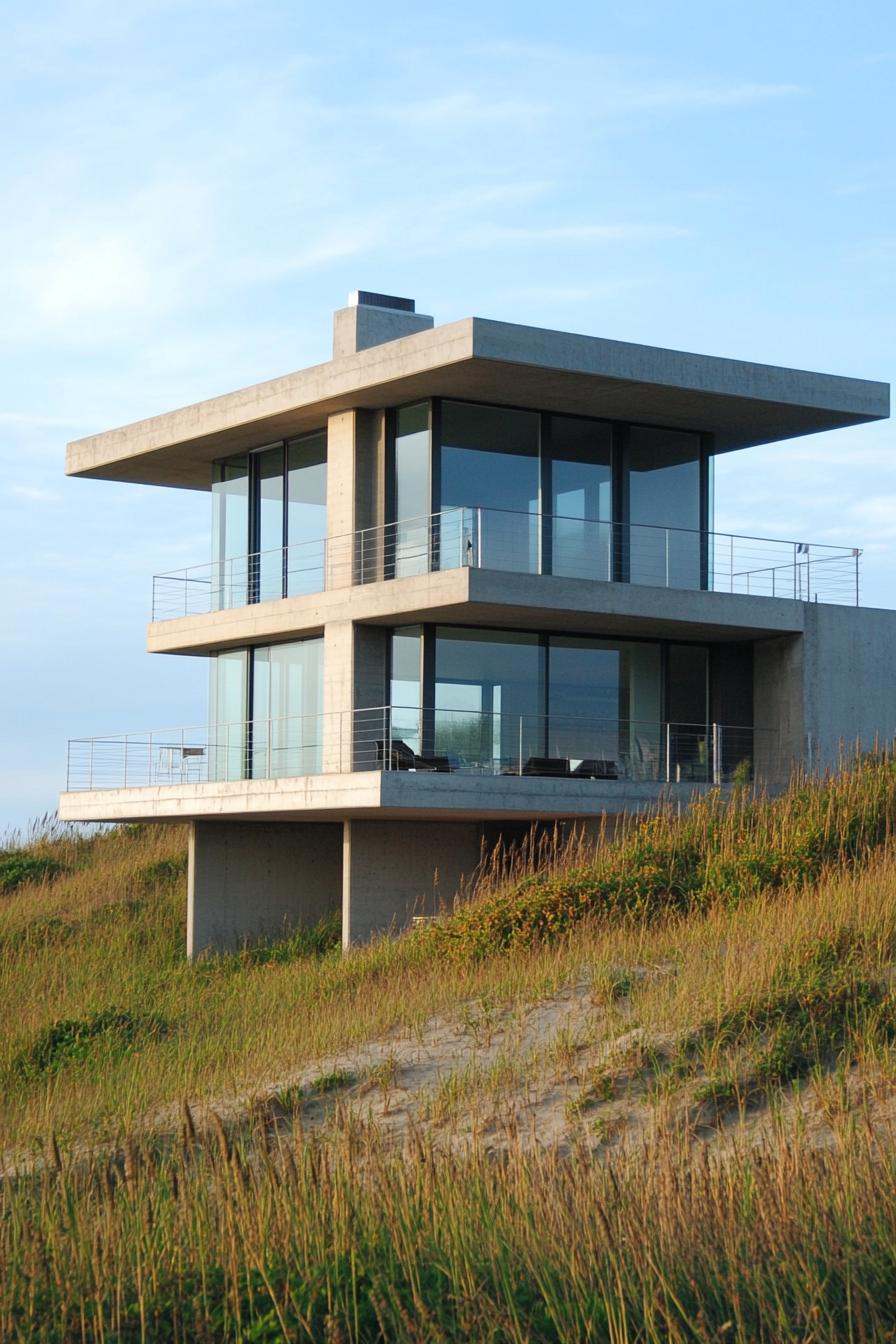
left=1, top=754, right=896, bottom=1151
left=2, top=1117, right=895, bottom=1342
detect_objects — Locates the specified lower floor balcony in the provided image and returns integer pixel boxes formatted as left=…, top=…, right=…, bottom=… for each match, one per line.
left=65, top=707, right=774, bottom=794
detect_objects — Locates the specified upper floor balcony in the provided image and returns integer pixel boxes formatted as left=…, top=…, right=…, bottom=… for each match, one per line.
left=151, top=506, right=863, bottom=622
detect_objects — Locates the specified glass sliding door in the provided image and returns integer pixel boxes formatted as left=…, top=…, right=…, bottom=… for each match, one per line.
left=389, top=626, right=423, bottom=754
left=547, top=637, right=661, bottom=776
left=208, top=649, right=248, bottom=780
left=211, top=456, right=249, bottom=609
left=251, top=638, right=324, bottom=778
left=549, top=416, right=613, bottom=580
left=392, top=403, right=431, bottom=577
left=253, top=445, right=286, bottom=602
left=287, top=431, right=327, bottom=595
left=440, top=402, right=540, bottom=574
left=666, top=644, right=709, bottom=780
left=547, top=637, right=621, bottom=765
left=622, top=642, right=663, bottom=779
left=626, top=428, right=702, bottom=589
left=434, top=627, right=544, bottom=770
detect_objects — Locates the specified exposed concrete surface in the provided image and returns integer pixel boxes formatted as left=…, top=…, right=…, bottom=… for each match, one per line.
left=187, top=820, right=342, bottom=956
left=802, top=604, right=896, bottom=764
left=66, top=315, right=888, bottom=488
left=754, top=634, right=804, bottom=776
left=147, top=565, right=807, bottom=656
left=333, top=303, right=434, bottom=357
left=342, top=819, right=483, bottom=945
left=58, top=771, right=720, bottom=825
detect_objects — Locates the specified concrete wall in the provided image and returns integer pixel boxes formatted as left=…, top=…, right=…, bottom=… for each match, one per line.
left=342, top=819, right=484, bottom=946
left=188, top=820, right=342, bottom=956
left=754, top=633, right=804, bottom=780
left=802, top=604, right=896, bottom=765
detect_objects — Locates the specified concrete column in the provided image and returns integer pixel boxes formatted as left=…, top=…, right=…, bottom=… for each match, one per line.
left=342, top=819, right=484, bottom=946
left=187, top=821, right=343, bottom=957
left=753, top=634, right=804, bottom=782
left=326, top=411, right=356, bottom=585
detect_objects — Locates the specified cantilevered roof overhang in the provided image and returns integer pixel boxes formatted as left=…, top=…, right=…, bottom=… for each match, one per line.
left=66, top=317, right=890, bottom=490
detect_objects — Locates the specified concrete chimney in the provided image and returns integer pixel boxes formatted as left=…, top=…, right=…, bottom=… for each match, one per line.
left=332, top=290, right=434, bottom=358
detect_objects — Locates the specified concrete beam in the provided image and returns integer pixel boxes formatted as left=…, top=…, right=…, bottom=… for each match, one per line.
left=187, top=820, right=342, bottom=956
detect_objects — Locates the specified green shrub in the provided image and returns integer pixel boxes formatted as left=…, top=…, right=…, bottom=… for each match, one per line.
left=432, top=751, right=896, bottom=957
left=12, top=1010, right=171, bottom=1080
left=140, top=855, right=187, bottom=887
left=0, top=852, right=66, bottom=893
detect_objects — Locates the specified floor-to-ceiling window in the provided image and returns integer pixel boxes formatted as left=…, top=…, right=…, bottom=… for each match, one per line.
left=208, top=637, right=324, bottom=780
left=433, top=627, right=544, bottom=770
left=549, top=416, right=613, bottom=581
left=384, top=624, right=718, bottom=779
left=211, top=457, right=249, bottom=608
left=440, top=401, right=540, bottom=574
left=211, top=433, right=327, bottom=605
left=208, top=649, right=248, bottom=779
left=287, top=431, right=327, bottom=595
left=627, top=427, right=702, bottom=589
left=389, top=626, right=423, bottom=753
left=388, top=400, right=710, bottom=592
left=391, top=404, right=431, bottom=577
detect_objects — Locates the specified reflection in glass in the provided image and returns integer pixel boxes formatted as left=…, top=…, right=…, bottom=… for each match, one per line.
left=440, top=402, right=540, bottom=574
left=549, top=417, right=613, bottom=580
left=251, top=638, right=324, bottom=778
left=287, top=432, right=327, bottom=595
left=255, top=445, right=285, bottom=602
left=390, top=626, right=422, bottom=753
left=393, top=403, right=431, bottom=577
left=208, top=649, right=248, bottom=780
left=666, top=644, right=709, bottom=781
left=211, top=457, right=249, bottom=609
left=434, top=627, right=544, bottom=769
left=627, top=428, right=701, bottom=589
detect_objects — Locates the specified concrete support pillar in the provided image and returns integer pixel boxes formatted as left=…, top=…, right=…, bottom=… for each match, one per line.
left=754, top=634, right=804, bottom=783
left=342, top=819, right=484, bottom=946
left=322, top=621, right=354, bottom=773
left=187, top=820, right=342, bottom=957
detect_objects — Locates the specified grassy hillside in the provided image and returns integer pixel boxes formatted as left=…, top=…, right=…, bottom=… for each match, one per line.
left=2, top=755, right=896, bottom=1340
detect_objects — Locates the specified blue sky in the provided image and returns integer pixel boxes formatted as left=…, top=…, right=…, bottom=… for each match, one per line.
left=1, top=0, right=893, bottom=833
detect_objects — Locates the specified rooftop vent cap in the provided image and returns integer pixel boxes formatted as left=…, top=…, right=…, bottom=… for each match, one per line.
left=348, top=290, right=416, bottom=313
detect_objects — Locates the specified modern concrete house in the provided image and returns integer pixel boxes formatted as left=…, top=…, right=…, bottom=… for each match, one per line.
left=59, top=292, right=894, bottom=954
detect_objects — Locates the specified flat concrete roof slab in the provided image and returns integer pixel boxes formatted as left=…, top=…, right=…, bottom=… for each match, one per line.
left=66, top=317, right=889, bottom=489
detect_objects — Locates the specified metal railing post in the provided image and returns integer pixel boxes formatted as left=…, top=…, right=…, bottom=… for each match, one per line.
left=476, top=507, right=483, bottom=569
left=712, top=723, right=720, bottom=785
left=665, top=722, right=671, bottom=784
left=856, top=550, right=860, bottom=606
left=123, top=734, right=128, bottom=789
left=729, top=534, right=734, bottom=592
left=518, top=717, right=523, bottom=776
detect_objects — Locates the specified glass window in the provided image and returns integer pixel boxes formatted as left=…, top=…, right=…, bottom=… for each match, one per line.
left=627, top=428, right=701, bottom=589
left=254, top=445, right=285, bottom=602
left=440, top=402, right=540, bottom=575
left=666, top=643, right=710, bottom=782
left=434, top=627, right=544, bottom=770
left=549, top=416, right=613, bottom=580
left=211, top=456, right=249, bottom=609
left=287, top=432, right=327, bottom=596
left=392, top=403, right=431, bottom=577
left=547, top=636, right=661, bottom=775
left=252, top=638, right=324, bottom=778
left=208, top=649, right=247, bottom=780
left=390, top=627, right=422, bottom=753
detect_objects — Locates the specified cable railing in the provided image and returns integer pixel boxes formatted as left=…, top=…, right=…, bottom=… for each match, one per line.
left=65, top=707, right=778, bottom=791
left=151, top=507, right=862, bottom=619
